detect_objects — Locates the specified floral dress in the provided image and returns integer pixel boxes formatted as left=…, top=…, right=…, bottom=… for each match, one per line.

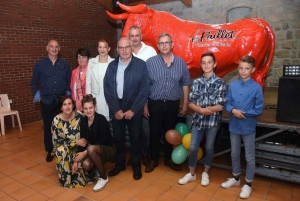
left=51, top=111, right=94, bottom=188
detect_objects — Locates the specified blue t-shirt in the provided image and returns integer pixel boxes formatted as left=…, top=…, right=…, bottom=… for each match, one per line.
left=225, top=78, right=264, bottom=135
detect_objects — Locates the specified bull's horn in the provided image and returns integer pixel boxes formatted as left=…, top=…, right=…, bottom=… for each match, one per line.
left=117, top=2, right=148, bottom=13
left=106, top=10, right=129, bottom=20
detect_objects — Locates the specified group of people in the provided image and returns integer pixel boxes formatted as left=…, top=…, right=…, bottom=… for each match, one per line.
left=31, top=25, right=263, bottom=199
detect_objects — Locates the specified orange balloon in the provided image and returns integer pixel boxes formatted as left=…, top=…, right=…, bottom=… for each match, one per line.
left=165, top=130, right=182, bottom=145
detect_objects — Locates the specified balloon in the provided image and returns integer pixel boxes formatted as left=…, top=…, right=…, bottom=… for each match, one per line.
left=188, top=147, right=203, bottom=160
left=182, top=133, right=191, bottom=149
left=196, top=148, right=203, bottom=160
left=165, top=130, right=182, bottom=145
left=171, top=144, right=188, bottom=164
left=175, top=123, right=190, bottom=137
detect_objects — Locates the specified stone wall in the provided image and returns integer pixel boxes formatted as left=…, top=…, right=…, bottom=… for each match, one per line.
left=148, top=0, right=300, bottom=87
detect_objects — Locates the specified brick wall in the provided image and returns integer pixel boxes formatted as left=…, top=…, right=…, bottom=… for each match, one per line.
left=0, top=0, right=117, bottom=126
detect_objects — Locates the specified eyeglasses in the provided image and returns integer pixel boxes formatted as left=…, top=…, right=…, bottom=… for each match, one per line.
left=158, top=41, right=172, bottom=46
left=117, top=46, right=132, bottom=51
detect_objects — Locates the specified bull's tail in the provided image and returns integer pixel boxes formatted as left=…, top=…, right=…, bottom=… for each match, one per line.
left=253, top=18, right=275, bottom=89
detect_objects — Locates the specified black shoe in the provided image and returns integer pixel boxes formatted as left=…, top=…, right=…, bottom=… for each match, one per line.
left=164, top=160, right=181, bottom=171
left=108, top=166, right=126, bottom=177
left=46, top=152, right=53, bottom=162
left=133, top=169, right=142, bottom=180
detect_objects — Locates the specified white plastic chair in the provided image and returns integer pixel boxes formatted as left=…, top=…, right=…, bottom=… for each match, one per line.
left=0, top=94, right=22, bottom=135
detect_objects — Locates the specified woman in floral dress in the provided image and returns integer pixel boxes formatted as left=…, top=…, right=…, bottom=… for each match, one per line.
left=51, top=96, right=94, bottom=188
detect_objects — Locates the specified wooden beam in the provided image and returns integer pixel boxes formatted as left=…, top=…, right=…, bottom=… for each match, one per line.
left=180, top=0, right=192, bottom=8
left=94, top=0, right=192, bottom=12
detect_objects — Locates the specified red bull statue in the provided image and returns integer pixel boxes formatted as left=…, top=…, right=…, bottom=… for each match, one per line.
left=107, top=2, right=275, bottom=89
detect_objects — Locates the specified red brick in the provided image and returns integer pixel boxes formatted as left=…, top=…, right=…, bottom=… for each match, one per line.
left=0, top=0, right=117, bottom=127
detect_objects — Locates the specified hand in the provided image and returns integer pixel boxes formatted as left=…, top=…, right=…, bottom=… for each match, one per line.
left=203, top=107, right=214, bottom=116
left=232, top=109, right=246, bottom=119
left=124, top=110, right=135, bottom=120
left=180, top=102, right=188, bottom=116
left=76, top=138, right=88, bottom=147
left=74, top=151, right=86, bottom=162
left=114, top=110, right=124, bottom=120
left=72, top=162, right=78, bottom=174
left=144, top=105, right=150, bottom=119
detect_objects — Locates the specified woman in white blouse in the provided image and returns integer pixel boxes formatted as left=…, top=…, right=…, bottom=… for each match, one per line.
left=86, top=38, right=114, bottom=120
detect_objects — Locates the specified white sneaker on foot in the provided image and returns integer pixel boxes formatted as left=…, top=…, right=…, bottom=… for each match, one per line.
left=178, top=173, right=196, bottom=185
left=239, top=184, right=252, bottom=199
left=221, top=178, right=240, bottom=188
left=93, top=177, right=109, bottom=192
left=201, top=172, right=210, bottom=186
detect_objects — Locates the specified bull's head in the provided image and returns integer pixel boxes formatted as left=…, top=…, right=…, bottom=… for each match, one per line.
left=106, top=2, right=155, bottom=39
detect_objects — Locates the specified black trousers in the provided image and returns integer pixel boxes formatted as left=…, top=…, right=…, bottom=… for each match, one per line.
left=40, top=100, right=57, bottom=152
left=148, top=99, right=179, bottom=162
left=112, top=113, right=142, bottom=170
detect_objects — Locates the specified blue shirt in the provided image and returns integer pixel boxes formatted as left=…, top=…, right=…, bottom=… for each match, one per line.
left=190, top=74, right=227, bottom=130
left=226, top=78, right=264, bottom=135
left=146, top=54, right=192, bottom=100
left=116, top=57, right=131, bottom=99
left=31, top=57, right=71, bottom=105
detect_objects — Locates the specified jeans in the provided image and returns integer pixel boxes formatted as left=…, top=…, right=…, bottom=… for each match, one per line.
left=40, top=100, right=57, bottom=152
left=189, top=125, right=219, bottom=170
left=230, top=132, right=256, bottom=182
left=141, top=117, right=150, bottom=155
left=148, top=99, right=179, bottom=162
left=112, top=114, right=142, bottom=170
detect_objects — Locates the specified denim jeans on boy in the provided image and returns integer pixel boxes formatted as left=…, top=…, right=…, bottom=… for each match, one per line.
left=189, top=125, right=219, bottom=170
left=230, top=132, right=256, bottom=183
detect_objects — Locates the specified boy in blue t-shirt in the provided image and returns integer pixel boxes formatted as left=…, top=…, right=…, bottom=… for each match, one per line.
left=221, top=55, right=264, bottom=199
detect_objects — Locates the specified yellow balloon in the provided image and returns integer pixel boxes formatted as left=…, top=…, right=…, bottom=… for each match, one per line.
left=188, top=147, right=203, bottom=160
left=197, top=148, right=203, bottom=160
left=182, top=133, right=191, bottom=149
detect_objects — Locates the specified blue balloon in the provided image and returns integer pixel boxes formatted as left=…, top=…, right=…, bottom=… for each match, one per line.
left=171, top=144, right=188, bottom=164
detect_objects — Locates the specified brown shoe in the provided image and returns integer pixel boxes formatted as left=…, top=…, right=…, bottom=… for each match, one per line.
left=145, top=160, right=158, bottom=173
left=164, top=160, right=181, bottom=171
left=141, top=154, right=150, bottom=166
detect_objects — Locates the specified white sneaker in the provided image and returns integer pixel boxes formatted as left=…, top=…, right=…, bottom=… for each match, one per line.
left=93, top=177, right=109, bottom=192
left=221, top=178, right=240, bottom=188
left=178, top=173, right=196, bottom=185
left=239, top=184, right=252, bottom=199
left=201, top=172, right=210, bottom=186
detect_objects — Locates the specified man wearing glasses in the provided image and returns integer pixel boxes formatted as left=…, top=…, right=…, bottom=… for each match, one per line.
left=104, top=37, right=149, bottom=180
left=126, top=26, right=157, bottom=167
left=31, top=39, right=71, bottom=162
left=145, top=33, right=192, bottom=173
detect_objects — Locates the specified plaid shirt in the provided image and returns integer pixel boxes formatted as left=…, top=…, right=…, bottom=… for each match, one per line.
left=189, top=74, right=227, bottom=130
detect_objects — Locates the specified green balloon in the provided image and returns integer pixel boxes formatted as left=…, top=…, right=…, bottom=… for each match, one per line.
left=175, top=123, right=190, bottom=137
left=171, top=144, right=188, bottom=164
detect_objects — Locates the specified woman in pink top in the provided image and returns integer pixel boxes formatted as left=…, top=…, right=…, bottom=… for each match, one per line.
left=70, top=48, right=91, bottom=111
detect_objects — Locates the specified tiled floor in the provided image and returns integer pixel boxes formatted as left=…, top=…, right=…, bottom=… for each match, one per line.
left=0, top=121, right=299, bottom=201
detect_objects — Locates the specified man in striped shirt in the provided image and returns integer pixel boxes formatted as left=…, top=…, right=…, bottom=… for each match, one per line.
left=145, top=33, right=192, bottom=173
